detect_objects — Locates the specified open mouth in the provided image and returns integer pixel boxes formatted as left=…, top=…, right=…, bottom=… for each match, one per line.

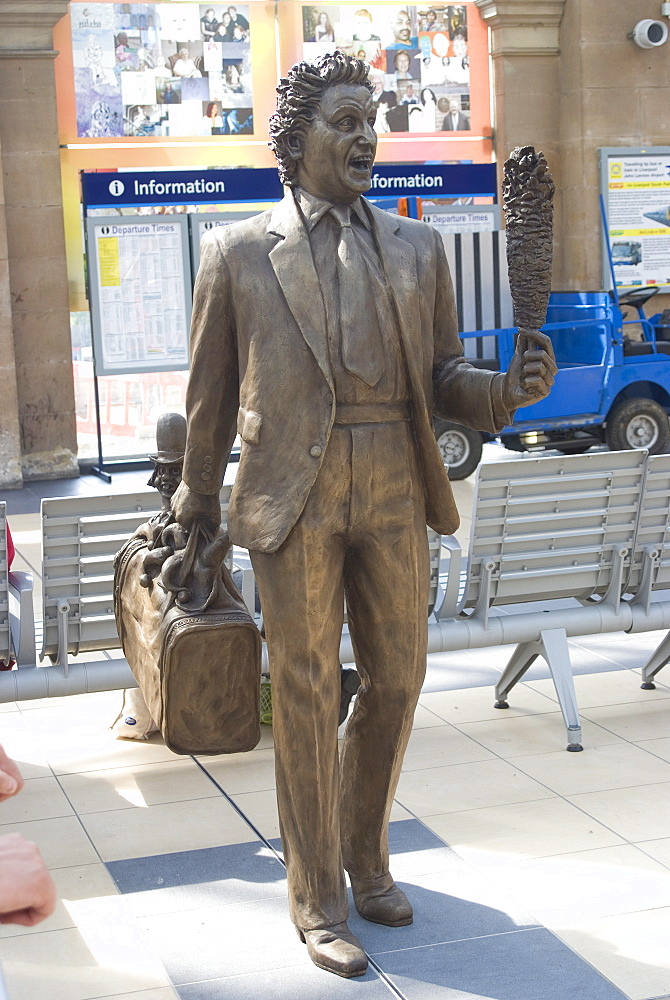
left=349, top=155, right=373, bottom=172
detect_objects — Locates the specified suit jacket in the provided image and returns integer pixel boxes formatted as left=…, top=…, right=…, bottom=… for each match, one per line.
left=442, top=112, right=470, bottom=131
left=183, top=192, right=513, bottom=553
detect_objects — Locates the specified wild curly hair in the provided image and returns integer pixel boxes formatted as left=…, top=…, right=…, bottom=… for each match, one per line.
left=269, top=50, right=373, bottom=187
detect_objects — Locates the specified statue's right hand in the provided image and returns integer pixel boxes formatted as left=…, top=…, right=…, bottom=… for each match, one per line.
left=171, top=480, right=221, bottom=534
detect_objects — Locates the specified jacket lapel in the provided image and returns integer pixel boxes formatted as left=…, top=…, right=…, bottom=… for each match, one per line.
left=367, top=203, right=423, bottom=393
left=268, top=193, right=333, bottom=390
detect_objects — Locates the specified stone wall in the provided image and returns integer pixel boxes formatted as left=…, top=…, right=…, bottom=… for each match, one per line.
left=0, top=0, right=77, bottom=487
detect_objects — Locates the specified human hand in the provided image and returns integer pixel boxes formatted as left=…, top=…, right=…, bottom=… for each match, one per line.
left=0, top=833, right=57, bottom=926
left=502, top=328, right=557, bottom=410
left=0, top=744, right=25, bottom=802
left=170, top=480, right=221, bottom=534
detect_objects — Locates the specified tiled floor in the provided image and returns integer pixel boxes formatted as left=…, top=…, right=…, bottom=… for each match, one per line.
left=2, top=452, right=670, bottom=999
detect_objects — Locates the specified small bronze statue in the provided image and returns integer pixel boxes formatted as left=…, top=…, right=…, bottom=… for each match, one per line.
left=169, top=52, right=556, bottom=978
left=112, top=412, right=187, bottom=740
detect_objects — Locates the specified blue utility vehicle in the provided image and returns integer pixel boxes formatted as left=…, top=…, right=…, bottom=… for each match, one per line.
left=435, top=286, right=670, bottom=479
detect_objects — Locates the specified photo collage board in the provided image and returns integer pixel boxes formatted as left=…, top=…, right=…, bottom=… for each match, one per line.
left=302, top=4, right=470, bottom=134
left=71, top=3, right=253, bottom=138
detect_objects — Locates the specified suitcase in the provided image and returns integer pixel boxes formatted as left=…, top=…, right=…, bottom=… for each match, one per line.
left=113, top=520, right=261, bottom=755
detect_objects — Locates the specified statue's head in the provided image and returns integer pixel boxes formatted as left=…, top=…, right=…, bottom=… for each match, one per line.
left=269, top=51, right=376, bottom=204
left=148, top=412, right=187, bottom=502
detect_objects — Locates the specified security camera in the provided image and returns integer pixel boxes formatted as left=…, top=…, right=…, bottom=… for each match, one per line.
left=629, top=18, right=669, bottom=47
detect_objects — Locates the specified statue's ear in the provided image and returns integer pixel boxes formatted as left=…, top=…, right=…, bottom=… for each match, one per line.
left=286, top=132, right=302, bottom=162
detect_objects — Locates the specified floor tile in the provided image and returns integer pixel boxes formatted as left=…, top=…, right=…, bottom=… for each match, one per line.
left=375, top=928, right=629, bottom=999
left=348, top=867, right=538, bottom=954
left=455, top=712, right=624, bottom=757
left=401, top=724, right=496, bottom=771
left=0, top=775, right=73, bottom=824
left=395, top=758, right=554, bottom=817
left=0, top=923, right=171, bottom=1000
left=17, top=689, right=122, bottom=714
left=2, top=815, right=100, bottom=868
left=568, top=782, right=670, bottom=842
left=230, top=788, right=280, bottom=840
left=411, top=702, right=449, bottom=729
left=198, top=748, right=276, bottom=794
left=382, top=818, right=468, bottom=881
left=138, top=895, right=310, bottom=983
left=527, top=668, right=670, bottom=709
left=41, top=727, right=182, bottom=775
left=423, top=797, right=624, bottom=861
left=511, top=742, right=670, bottom=796
left=636, top=837, right=670, bottom=870
left=0, top=862, right=119, bottom=938
left=0, top=728, right=51, bottom=778
left=58, top=759, right=220, bottom=814
left=108, top=840, right=287, bottom=917
left=80, top=796, right=256, bottom=861
left=101, top=991, right=180, bottom=1000
left=582, top=700, right=670, bottom=742
left=458, top=843, right=670, bottom=926
left=554, top=907, right=670, bottom=1000
left=635, top=736, right=670, bottom=763
left=422, top=649, right=506, bottom=694
left=419, top=684, right=556, bottom=725
left=175, top=964, right=389, bottom=999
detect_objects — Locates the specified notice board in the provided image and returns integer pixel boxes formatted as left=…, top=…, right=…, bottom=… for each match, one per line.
left=600, top=147, right=670, bottom=291
left=86, top=215, right=192, bottom=376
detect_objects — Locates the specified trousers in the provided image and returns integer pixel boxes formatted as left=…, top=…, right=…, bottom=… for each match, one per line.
left=250, top=416, right=429, bottom=930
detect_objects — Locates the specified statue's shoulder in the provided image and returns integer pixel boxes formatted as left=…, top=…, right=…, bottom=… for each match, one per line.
left=201, top=208, right=272, bottom=253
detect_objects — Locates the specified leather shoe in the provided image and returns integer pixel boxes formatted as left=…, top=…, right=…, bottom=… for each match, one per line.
left=297, top=921, right=368, bottom=978
left=350, top=873, right=413, bottom=926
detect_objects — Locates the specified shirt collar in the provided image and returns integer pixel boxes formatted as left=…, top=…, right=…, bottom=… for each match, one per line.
left=295, top=188, right=370, bottom=232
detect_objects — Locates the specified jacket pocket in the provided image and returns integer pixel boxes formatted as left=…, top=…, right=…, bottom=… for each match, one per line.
left=237, top=407, right=262, bottom=445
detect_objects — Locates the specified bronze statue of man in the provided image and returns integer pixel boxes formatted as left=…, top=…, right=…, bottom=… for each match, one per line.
left=171, top=51, right=556, bottom=978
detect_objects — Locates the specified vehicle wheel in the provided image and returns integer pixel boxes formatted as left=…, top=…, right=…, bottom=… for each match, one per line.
left=434, top=420, right=483, bottom=479
left=605, top=398, right=670, bottom=454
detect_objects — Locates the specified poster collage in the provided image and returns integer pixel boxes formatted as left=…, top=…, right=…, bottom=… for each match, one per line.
left=302, top=4, right=470, bottom=134
left=71, top=3, right=253, bottom=138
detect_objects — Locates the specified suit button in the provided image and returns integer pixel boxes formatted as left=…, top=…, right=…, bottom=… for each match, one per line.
left=204, top=454, right=212, bottom=462
left=203, top=463, right=212, bottom=472
left=310, top=445, right=322, bottom=458
left=201, top=472, right=211, bottom=481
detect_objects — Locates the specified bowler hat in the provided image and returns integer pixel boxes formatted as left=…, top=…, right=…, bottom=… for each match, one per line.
left=149, top=412, right=187, bottom=465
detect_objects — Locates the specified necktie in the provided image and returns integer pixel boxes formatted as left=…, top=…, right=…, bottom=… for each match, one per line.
left=330, top=205, right=384, bottom=388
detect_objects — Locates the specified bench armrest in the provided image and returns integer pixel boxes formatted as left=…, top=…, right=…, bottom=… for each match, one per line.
left=8, top=571, right=36, bottom=667
left=435, top=535, right=463, bottom=621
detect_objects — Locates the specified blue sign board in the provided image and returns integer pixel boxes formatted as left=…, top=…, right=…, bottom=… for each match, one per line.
left=81, top=164, right=497, bottom=209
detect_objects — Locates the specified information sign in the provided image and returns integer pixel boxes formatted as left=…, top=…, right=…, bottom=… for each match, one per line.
left=600, top=147, right=670, bottom=290
left=81, top=163, right=497, bottom=209
left=422, top=206, right=500, bottom=232
left=86, top=215, right=192, bottom=376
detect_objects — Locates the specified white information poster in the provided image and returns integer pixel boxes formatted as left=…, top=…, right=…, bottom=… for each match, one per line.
left=86, top=215, right=192, bottom=375
left=601, top=148, right=670, bottom=290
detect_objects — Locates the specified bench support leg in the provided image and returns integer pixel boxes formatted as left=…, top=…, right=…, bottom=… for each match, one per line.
left=640, top=630, right=670, bottom=689
left=495, top=627, right=582, bottom=752
left=495, top=642, right=539, bottom=708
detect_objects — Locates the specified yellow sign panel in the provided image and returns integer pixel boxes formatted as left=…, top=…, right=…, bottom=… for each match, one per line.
left=610, top=228, right=669, bottom=237
left=609, top=181, right=670, bottom=189
left=98, top=237, right=120, bottom=287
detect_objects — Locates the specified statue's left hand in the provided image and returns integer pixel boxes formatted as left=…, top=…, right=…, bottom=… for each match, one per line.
left=502, top=329, right=558, bottom=410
